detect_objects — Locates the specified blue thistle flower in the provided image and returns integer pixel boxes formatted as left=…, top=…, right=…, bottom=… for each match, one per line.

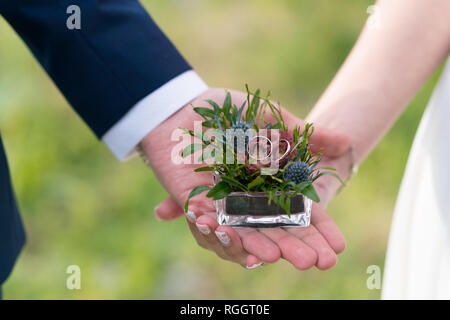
left=227, top=101, right=255, bottom=153
left=230, top=100, right=254, bottom=131
left=230, top=121, right=251, bottom=132
left=229, top=121, right=251, bottom=153
left=283, top=161, right=312, bottom=184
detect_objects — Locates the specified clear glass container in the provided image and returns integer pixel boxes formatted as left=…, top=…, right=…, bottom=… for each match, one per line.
left=213, top=174, right=312, bottom=228
left=215, top=192, right=312, bottom=228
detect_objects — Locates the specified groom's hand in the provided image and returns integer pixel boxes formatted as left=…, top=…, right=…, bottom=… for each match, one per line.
left=142, top=88, right=351, bottom=269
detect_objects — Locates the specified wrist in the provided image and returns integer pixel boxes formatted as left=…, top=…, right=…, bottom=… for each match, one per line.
left=314, top=143, right=357, bottom=207
left=139, top=89, right=210, bottom=164
left=138, top=106, right=185, bottom=163
left=340, top=143, right=358, bottom=183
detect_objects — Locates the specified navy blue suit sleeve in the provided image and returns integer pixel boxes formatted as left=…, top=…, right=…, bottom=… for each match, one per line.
left=0, top=0, right=191, bottom=137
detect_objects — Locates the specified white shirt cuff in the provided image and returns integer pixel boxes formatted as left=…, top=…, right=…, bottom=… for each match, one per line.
left=102, top=70, right=208, bottom=160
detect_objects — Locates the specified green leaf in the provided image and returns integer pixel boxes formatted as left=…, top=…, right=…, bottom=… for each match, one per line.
left=206, top=181, right=232, bottom=200
left=194, top=166, right=215, bottom=172
left=202, top=120, right=214, bottom=128
left=248, top=175, right=265, bottom=189
left=219, top=175, right=247, bottom=191
left=251, top=89, right=261, bottom=109
left=298, top=182, right=320, bottom=202
left=222, top=92, right=232, bottom=115
left=231, top=106, right=238, bottom=122
left=291, top=181, right=310, bottom=191
left=205, top=99, right=221, bottom=114
left=247, top=88, right=260, bottom=121
left=269, top=175, right=284, bottom=183
left=196, top=130, right=213, bottom=145
left=312, top=171, right=345, bottom=186
left=295, top=147, right=307, bottom=161
left=293, top=124, right=300, bottom=144
left=182, top=143, right=204, bottom=158
left=271, top=123, right=282, bottom=129
left=317, top=166, right=336, bottom=171
left=184, top=185, right=212, bottom=212
left=183, top=129, right=210, bottom=144
left=285, top=197, right=291, bottom=217
left=197, top=149, right=216, bottom=162
left=193, top=107, right=215, bottom=119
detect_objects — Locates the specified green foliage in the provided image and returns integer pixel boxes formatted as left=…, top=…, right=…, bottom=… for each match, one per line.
left=184, top=185, right=212, bottom=211
left=206, top=181, right=233, bottom=200
left=183, top=86, right=342, bottom=215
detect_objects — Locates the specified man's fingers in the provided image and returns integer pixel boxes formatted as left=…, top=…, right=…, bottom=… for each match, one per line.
left=285, top=226, right=338, bottom=270
left=310, top=203, right=346, bottom=254
left=154, top=197, right=185, bottom=221
left=260, top=228, right=317, bottom=270
left=236, top=229, right=282, bottom=263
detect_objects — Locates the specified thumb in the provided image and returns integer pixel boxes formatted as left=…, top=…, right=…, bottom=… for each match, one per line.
left=154, top=197, right=185, bottom=221
left=308, top=125, right=351, bottom=158
left=272, top=107, right=351, bottom=158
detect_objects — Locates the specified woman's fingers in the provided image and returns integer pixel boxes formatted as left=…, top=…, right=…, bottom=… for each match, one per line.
left=250, top=94, right=351, bottom=158
left=213, top=225, right=249, bottom=267
left=154, top=197, right=184, bottom=220
left=196, top=214, right=276, bottom=268
left=214, top=225, right=240, bottom=252
left=281, top=108, right=351, bottom=158
left=156, top=193, right=280, bottom=266
left=156, top=196, right=272, bottom=268
left=259, top=228, right=318, bottom=270
left=188, top=208, right=248, bottom=267
left=310, top=203, right=346, bottom=254
left=246, top=255, right=265, bottom=269
left=194, top=213, right=223, bottom=247
left=183, top=209, right=214, bottom=251
left=213, top=226, right=265, bottom=269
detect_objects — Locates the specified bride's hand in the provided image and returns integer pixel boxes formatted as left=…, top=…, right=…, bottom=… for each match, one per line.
left=145, top=88, right=351, bottom=269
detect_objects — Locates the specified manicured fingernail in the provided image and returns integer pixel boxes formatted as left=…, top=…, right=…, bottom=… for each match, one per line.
left=246, top=262, right=264, bottom=270
left=215, top=231, right=231, bottom=246
left=185, top=211, right=197, bottom=223
left=196, top=223, right=211, bottom=235
left=154, top=205, right=162, bottom=221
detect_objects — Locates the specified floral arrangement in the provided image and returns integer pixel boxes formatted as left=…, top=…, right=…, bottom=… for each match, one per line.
left=182, top=86, right=343, bottom=216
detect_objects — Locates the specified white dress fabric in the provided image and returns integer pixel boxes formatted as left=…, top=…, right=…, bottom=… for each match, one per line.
left=382, top=59, right=450, bottom=299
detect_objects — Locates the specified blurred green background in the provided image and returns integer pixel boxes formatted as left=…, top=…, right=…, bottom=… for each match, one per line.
left=0, top=0, right=443, bottom=299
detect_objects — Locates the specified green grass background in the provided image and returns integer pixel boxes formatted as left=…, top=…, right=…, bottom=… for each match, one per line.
left=0, top=0, right=443, bottom=299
